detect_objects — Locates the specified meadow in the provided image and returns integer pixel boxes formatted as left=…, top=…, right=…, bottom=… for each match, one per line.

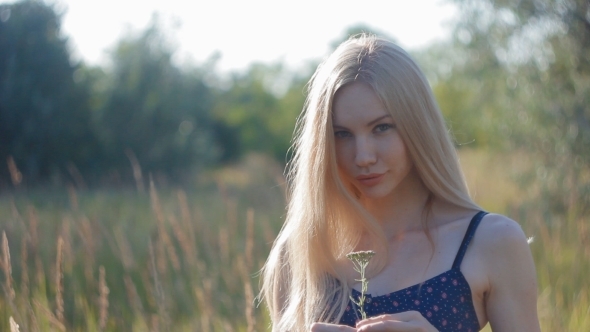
left=1, top=150, right=588, bottom=331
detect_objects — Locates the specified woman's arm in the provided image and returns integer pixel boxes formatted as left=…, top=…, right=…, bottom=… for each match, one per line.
left=479, top=214, right=541, bottom=331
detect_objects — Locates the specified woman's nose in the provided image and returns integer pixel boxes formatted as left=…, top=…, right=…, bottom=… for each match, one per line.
left=355, top=136, right=377, bottom=167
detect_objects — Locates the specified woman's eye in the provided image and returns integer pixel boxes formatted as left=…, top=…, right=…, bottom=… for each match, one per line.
left=334, top=130, right=351, bottom=138
left=375, top=123, right=395, bottom=132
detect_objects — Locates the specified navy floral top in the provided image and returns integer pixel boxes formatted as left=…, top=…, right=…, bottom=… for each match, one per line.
left=339, top=211, right=488, bottom=332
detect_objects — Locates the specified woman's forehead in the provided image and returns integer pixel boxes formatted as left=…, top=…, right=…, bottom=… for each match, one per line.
left=332, top=82, right=391, bottom=124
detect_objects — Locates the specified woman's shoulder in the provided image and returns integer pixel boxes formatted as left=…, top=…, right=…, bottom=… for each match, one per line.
left=472, top=213, right=540, bottom=330
left=475, top=213, right=530, bottom=252
left=469, top=212, right=534, bottom=279
left=439, top=210, right=531, bottom=271
left=459, top=212, right=538, bottom=328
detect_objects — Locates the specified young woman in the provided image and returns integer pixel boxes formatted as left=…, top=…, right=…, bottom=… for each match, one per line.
left=260, top=35, right=540, bottom=332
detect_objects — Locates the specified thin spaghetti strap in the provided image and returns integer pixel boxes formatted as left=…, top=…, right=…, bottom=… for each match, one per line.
left=452, top=211, right=488, bottom=269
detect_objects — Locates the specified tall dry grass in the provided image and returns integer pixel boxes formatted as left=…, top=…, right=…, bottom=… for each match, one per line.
left=0, top=150, right=587, bottom=331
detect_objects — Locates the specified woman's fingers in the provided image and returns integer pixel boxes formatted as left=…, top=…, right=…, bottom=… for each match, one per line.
left=310, top=322, right=357, bottom=332
left=356, top=311, right=419, bottom=325
left=355, top=311, right=438, bottom=332
left=356, top=321, right=411, bottom=332
left=309, top=311, right=437, bottom=332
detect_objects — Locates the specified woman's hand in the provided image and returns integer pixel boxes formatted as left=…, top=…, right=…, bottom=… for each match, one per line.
left=355, top=311, right=438, bottom=331
left=310, top=311, right=437, bottom=332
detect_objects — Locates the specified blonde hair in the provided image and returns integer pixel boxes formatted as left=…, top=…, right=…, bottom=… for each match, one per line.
left=260, top=35, right=479, bottom=331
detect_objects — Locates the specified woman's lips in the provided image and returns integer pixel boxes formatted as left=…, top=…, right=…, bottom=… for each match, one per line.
left=356, top=173, right=385, bottom=186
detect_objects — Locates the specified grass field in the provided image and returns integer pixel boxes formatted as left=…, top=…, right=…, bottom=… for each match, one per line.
left=1, top=150, right=588, bottom=331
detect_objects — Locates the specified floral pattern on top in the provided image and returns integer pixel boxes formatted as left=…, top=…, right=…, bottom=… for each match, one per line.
left=339, top=211, right=488, bottom=332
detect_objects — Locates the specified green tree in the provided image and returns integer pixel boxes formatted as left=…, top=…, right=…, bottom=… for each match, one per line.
left=93, top=20, right=220, bottom=178
left=448, top=0, right=590, bottom=217
left=0, top=0, right=97, bottom=184
left=413, top=40, right=511, bottom=149
left=213, top=62, right=311, bottom=162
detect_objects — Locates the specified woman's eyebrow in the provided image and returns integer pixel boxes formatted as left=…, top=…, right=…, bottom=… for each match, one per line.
left=367, top=114, right=392, bottom=126
left=332, top=114, right=393, bottom=129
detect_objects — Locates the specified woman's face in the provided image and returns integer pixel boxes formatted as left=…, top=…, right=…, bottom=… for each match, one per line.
left=332, top=82, right=414, bottom=201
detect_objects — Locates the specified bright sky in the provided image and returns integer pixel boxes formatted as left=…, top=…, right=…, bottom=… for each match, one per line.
left=3, top=0, right=459, bottom=72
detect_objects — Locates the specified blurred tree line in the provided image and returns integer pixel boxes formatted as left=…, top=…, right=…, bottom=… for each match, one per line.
left=0, top=0, right=310, bottom=188
left=433, top=0, right=590, bottom=220
left=0, top=0, right=588, bottom=218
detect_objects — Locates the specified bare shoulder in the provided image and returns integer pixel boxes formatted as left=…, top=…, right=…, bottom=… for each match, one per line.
left=470, top=213, right=535, bottom=276
left=461, top=212, right=534, bottom=293
left=473, top=212, right=536, bottom=276
left=471, top=213, right=541, bottom=331
left=473, top=213, right=530, bottom=254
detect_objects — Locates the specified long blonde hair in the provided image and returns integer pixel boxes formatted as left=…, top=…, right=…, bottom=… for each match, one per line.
left=260, top=35, right=479, bottom=331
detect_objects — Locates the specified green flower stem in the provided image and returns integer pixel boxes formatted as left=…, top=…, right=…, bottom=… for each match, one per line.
left=346, top=250, right=375, bottom=321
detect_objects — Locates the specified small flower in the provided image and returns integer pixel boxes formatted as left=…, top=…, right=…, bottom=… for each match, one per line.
left=346, top=250, right=375, bottom=265
left=346, top=250, right=376, bottom=320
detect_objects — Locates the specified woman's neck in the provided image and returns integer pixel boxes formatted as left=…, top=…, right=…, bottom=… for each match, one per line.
left=361, top=168, right=432, bottom=238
